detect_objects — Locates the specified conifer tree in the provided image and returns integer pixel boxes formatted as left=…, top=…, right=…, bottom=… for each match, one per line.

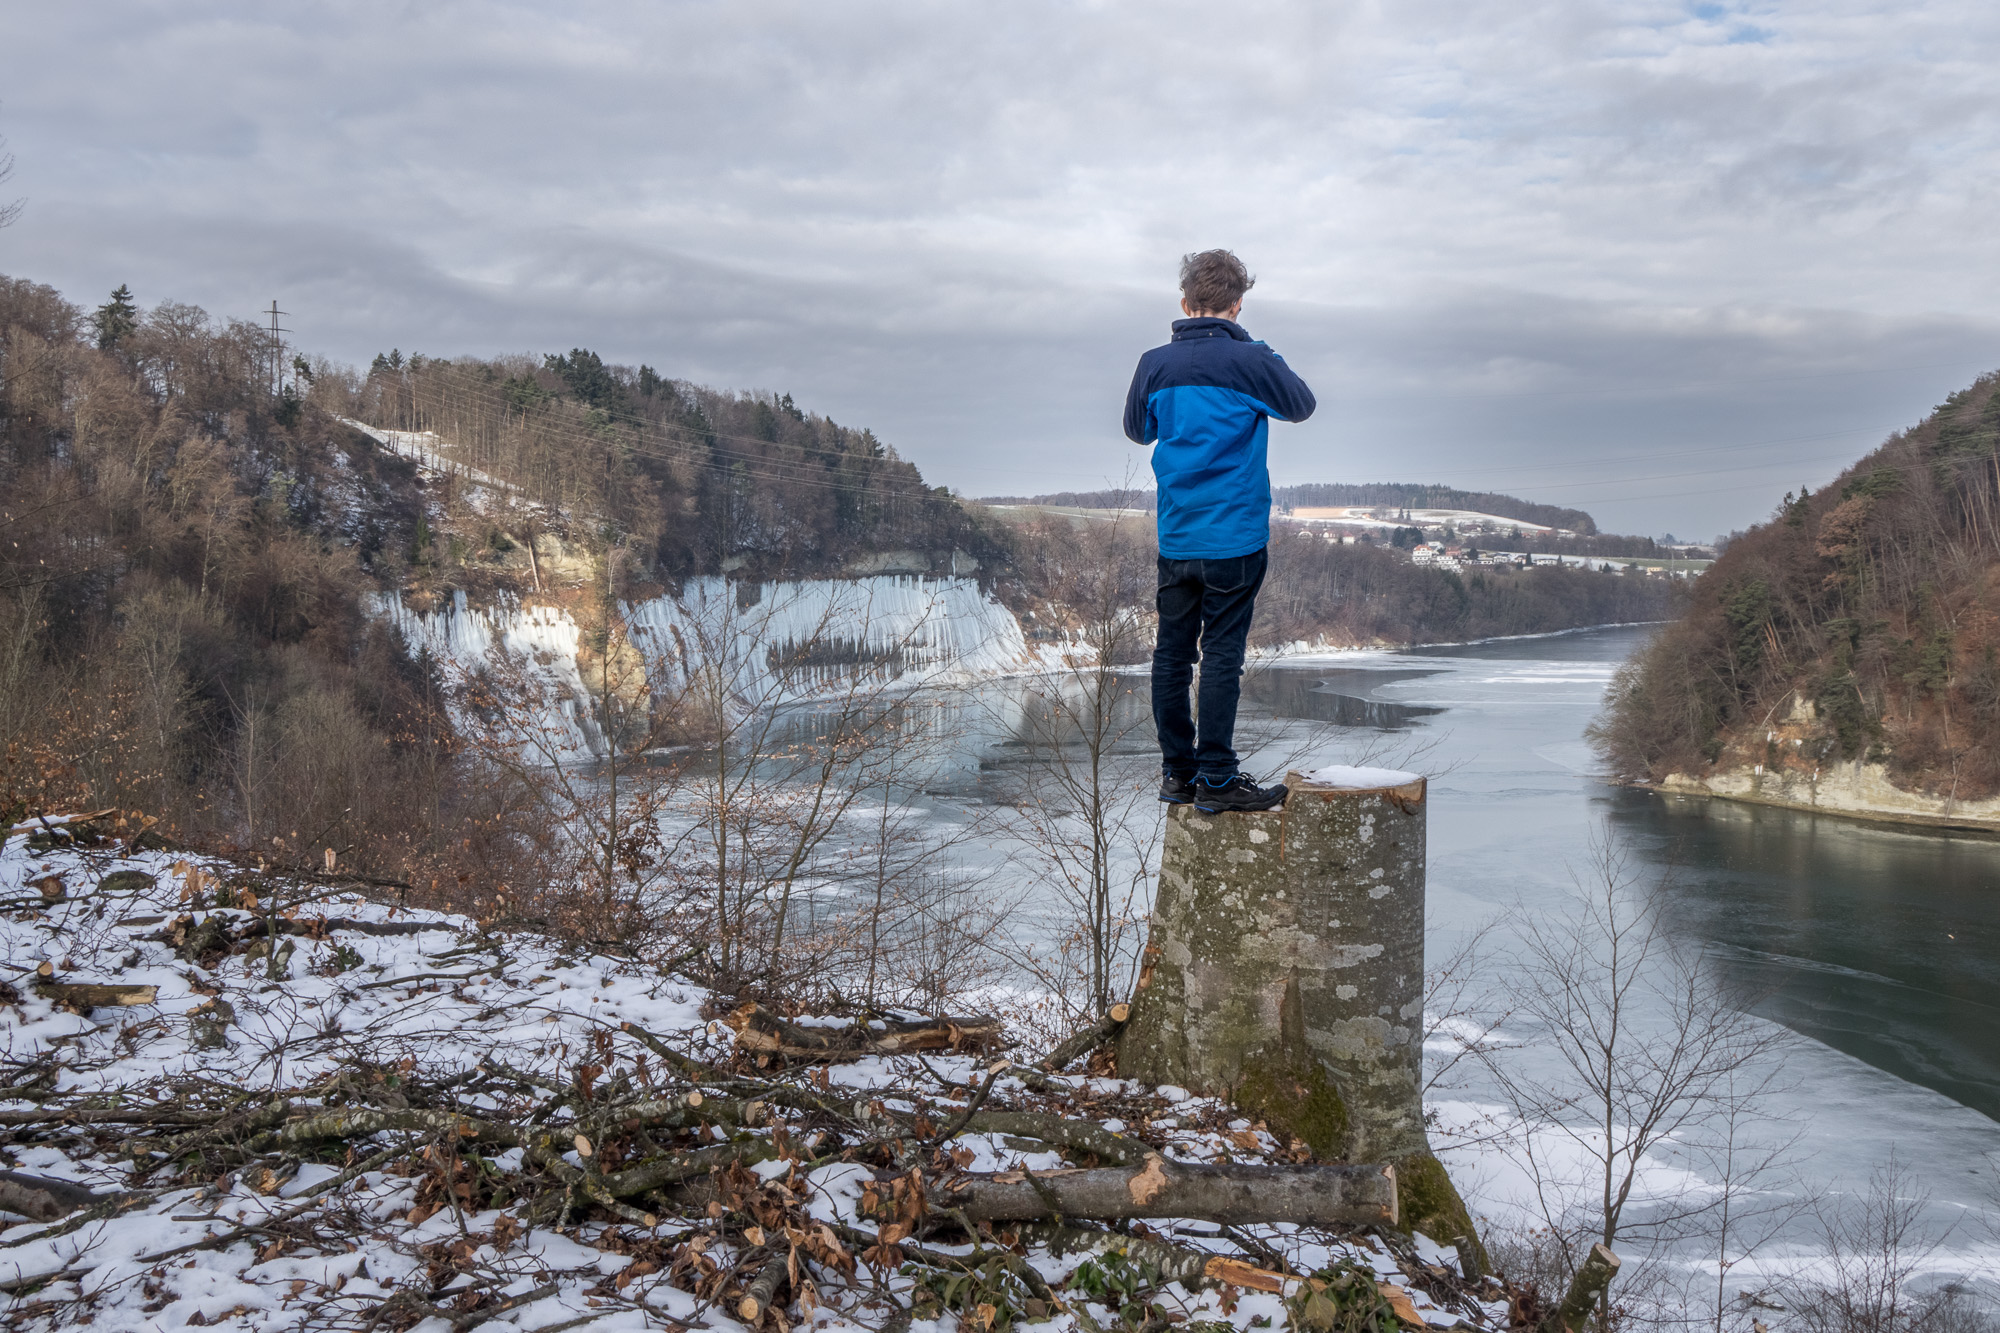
left=93, top=284, right=138, bottom=350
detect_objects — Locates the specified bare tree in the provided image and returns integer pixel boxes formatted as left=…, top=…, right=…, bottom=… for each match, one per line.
left=994, top=502, right=1159, bottom=1022
left=1476, top=834, right=1794, bottom=1331
left=1782, top=1158, right=1993, bottom=1333
left=1421, top=916, right=1507, bottom=1098
left=0, top=131, right=23, bottom=230
left=1682, top=1068, right=1808, bottom=1333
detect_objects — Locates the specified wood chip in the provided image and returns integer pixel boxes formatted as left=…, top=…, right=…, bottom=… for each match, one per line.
left=1126, top=1153, right=1169, bottom=1206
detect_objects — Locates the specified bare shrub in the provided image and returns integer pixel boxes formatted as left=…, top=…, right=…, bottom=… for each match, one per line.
left=991, top=505, right=1160, bottom=1026
left=1782, top=1159, right=1995, bottom=1333
left=1475, top=835, right=1795, bottom=1331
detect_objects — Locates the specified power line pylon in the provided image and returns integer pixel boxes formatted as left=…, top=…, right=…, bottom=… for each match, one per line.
left=264, top=299, right=290, bottom=397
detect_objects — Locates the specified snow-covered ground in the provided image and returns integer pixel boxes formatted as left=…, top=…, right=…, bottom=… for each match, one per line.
left=1288, top=508, right=1565, bottom=537
left=0, top=835, right=1505, bottom=1332
left=340, top=419, right=524, bottom=500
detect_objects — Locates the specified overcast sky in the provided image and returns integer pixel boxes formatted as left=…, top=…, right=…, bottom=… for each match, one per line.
left=4, top=1, right=1999, bottom=539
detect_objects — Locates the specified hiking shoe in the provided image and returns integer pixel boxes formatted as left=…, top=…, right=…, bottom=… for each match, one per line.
left=1192, top=774, right=1289, bottom=813
left=1160, top=774, right=1196, bottom=805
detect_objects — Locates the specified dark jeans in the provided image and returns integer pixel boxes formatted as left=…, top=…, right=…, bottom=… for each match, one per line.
left=1152, top=548, right=1267, bottom=783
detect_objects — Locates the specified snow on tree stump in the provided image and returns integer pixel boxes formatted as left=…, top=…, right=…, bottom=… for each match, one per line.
left=1117, top=766, right=1479, bottom=1250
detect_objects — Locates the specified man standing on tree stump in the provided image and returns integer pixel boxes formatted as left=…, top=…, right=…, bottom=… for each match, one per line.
left=1124, top=250, right=1316, bottom=813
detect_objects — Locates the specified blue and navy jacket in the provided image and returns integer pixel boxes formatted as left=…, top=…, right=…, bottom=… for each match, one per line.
left=1124, top=317, right=1316, bottom=560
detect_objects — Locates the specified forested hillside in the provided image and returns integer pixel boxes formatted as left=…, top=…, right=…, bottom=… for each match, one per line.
left=0, top=275, right=476, bottom=877
left=1593, top=370, right=2000, bottom=799
left=367, top=350, right=1007, bottom=581
left=0, top=275, right=1007, bottom=885
left=1257, top=531, right=1673, bottom=644
left=1001, top=509, right=1679, bottom=652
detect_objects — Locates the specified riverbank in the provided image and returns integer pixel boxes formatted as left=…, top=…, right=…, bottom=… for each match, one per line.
left=1254, top=618, right=1670, bottom=661
left=1656, top=760, right=2000, bottom=835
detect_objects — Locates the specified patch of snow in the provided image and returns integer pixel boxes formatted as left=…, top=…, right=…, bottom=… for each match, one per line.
left=1299, top=764, right=1422, bottom=789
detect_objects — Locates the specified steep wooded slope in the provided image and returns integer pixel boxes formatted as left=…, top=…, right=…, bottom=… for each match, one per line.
left=367, top=351, right=1008, bottom=582
left=0, top=273, right=1009, bottom=890
left=1593, top=371, right=2000, bottom=799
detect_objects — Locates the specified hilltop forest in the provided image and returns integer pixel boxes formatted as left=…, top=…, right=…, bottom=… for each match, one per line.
left=1273, top=482, right=1597, bottom=535
left=368, top=348, right=1006, bottom=583
left=1593, top=370, right=2000, bottom=799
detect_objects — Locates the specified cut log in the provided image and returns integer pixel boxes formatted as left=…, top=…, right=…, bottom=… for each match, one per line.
left=7, top=809, right=116, bottom=836
left=275, top=917, right=451, bottom=938
left=1455, top=1233, right=1485, bottom=1282
left=737, top=1248, right=791, bottom=1323
left=18, top=809, right=118, bottom=849
left=723, top=1003, right=1002, bottom=1060
left=1038, top=1010, right=1129, bottom=1072
left=248, top=1107, right=522, bottom=1152
left=97, top=870, right=157, bottom=896
left=1117, top=769, right=1480, bottom=1250
left=1544, top=1243, right=1620, bottom=1333
left=0, top=1099, right=244, bottom=1130
left=931, top=1154, right=1397, bottom=1229
left=0, top=1171, right=119, bottom=1223
left=34, top=981, right=158, bottom=1011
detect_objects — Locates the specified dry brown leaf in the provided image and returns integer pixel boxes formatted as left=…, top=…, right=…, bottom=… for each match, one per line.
left=1378, top=1282, right=1429, bottom=1328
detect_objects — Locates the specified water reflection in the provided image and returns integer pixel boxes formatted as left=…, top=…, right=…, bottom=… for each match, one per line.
left=1607, top=786, right=2000, bottom=1120
left=1242, top=665, right=1444, bottom=729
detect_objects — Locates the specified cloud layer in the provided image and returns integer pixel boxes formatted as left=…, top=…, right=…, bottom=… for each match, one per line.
left=4, top=0, right=1999, bottom=536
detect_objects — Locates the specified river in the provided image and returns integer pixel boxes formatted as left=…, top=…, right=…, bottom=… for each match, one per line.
left=910, top=623, right=2000, bottom=1304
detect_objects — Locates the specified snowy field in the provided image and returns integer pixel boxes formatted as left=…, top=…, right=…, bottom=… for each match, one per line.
left=0, top=832, right=1505, bottom=1333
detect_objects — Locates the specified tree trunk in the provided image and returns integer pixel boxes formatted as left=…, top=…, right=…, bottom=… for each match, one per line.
left=1117, top=770, right=1479, bottom=1249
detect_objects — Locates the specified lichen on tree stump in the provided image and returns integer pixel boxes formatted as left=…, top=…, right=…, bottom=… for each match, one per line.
left=1117, top=768, right=1479, bottom=1248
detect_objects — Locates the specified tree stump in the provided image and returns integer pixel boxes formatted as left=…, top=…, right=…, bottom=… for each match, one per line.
left=1118, top=768, right=1479, bottom=1249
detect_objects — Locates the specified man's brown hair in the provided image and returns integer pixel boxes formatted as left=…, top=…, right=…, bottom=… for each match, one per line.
left=1179, top=249, right=1255, bottom=315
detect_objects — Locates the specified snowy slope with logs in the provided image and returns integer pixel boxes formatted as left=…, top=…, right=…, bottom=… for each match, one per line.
left=0, top=828, right=1507, bottom=1333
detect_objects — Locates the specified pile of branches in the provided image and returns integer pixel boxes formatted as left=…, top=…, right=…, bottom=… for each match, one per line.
left=0, top=998, right=1508, bottom=1331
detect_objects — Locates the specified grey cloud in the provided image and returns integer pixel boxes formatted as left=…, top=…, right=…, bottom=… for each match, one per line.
left=3, top=0, right=1999, bottom=538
